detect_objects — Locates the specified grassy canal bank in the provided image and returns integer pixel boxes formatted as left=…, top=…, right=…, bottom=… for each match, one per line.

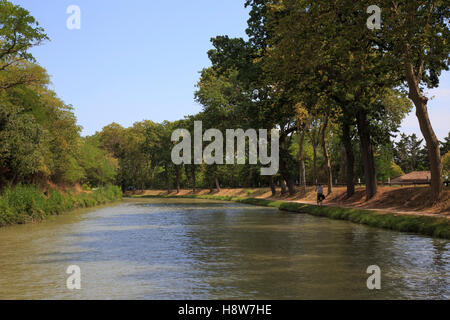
left=134, top=194, right=450, bottom=239
left=0, top=185, right=122, bottom=227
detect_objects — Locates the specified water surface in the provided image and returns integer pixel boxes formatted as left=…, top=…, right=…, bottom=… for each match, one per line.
left=0, top=198, right=448, bottom=299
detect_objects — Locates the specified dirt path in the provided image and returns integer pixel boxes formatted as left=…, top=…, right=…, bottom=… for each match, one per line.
left=133, top=186, right=450, bottom=219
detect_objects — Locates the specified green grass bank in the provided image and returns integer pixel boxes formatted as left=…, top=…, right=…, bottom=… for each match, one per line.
left=0, top=185, right=122, bottom=227
left=135, top=194, right=450, bottom=239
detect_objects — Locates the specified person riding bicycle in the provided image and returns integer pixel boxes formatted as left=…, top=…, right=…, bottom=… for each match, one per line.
left=317, top=184, right=325, bottom=205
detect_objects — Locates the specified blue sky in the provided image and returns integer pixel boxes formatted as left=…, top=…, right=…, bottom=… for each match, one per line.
left=11, top=0, right=450, bottom=140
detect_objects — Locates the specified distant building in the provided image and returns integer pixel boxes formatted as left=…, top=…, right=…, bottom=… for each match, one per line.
left=390, top=171, right=431, bottom=184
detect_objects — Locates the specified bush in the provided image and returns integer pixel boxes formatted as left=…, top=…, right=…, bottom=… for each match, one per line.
left=0, top=184, right=122, bottom=227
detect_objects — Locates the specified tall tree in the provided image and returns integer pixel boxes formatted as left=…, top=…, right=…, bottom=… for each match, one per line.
left=320, top=115, right=333, bottom=195
left=381, top=0, right=449, bottom=203
left=264, top=0, right=411, bottom=200
left=0, top=0, right=48, bottom=90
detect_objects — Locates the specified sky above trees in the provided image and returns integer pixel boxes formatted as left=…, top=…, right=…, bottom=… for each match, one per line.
left=10, top=0, right=449, bottom=139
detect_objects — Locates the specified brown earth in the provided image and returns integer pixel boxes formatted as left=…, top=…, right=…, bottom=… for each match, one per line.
left=132, top=185, right=450, bottom=218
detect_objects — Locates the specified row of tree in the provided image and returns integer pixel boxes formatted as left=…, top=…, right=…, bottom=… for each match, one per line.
left=92, top=1, right=449, bottom=202
left=90, top=117, right=449, bottom=195
left=0, top=0, right=117, bottom=189
left=1, top=1, right=448, bottom=203
left=233, top=0, right=449, bottom=203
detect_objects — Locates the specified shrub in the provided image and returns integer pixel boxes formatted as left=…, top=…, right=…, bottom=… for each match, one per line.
left=0, top=185, right=122, bottom=227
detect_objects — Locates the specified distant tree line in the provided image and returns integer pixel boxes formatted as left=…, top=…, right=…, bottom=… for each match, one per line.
left=394, top=132, right=450, bottom=174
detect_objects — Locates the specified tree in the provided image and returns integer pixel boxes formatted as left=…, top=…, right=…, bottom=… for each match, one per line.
left=0, top=0, right=48, bottom=90
left=440, top=132, right=450, bottom=155
left=0, top=1, right=126, bottom=191
left=381, top=0, right=449, bottom=203
left=443, top=152, right=450, bottom=177
left=79, top=137, right=118, bottom=187
left=320, top=115, right=333, bottom=195
left=95, top=122, right=125, bottom=158
left=394, top=133, right=430, bottom=173
left=394, top=133, right=411, bottom=172
left=295, top=104, right=310, bottom=193
left=376, top=143, right=404, bottom=182
left=0, top=67, right=91, bottom=187
left=341, top=120, right=356, bottom=197
left=264, top=0, right=406, bottom=200
left=0, top=99, right=45, bottom=185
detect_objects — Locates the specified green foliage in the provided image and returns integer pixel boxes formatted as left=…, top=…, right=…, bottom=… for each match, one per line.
left=0, top=99, right=46, bottom=183
left=78, top=137, right=118, bottom=187
left=0, top=185, right=122, bottom=227
left=443, top=152, right=450, bottom=177
left=0, top=79, right=118, bottom=187
left=0, top=0, right=49, bottom=90
left=389, top=162, right=404, bottom=180
left=0, top=0, right=48, bottom=61
left=441, top=133, right=450, bottom=156
left=0, top=1, right=117, bottom=188
left=375, top=144, right=405, bottom=182
left=394, top=133, right=429, bottom=173
left=1, top=0, right=445, bottom=205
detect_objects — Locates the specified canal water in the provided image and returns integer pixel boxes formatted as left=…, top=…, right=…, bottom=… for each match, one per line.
left=0, top=198, right=448, bottom=299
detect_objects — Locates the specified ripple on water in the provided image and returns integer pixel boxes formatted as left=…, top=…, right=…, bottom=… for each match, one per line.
left=0, top=198, right=448, bottom=299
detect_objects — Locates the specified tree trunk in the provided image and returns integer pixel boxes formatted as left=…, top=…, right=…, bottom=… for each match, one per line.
left=340, top=145, right=347, bottom=183
left=311, top=133, right=318, bottom=185
left=298, top=122, right=309, bottom=193
left=209, top=180, right=214, bottom=193
left=191, top=165, right=196, bottom=194
left=280, top=179, right=287, bottom=195
left=175, top=167, right=180, bottom=194
left=231, top=164, right=235, bottom=188
left=165, top=164, right=171, bottom=194
left=279, top=133, right=295, bottom=195
left=184, top=165, right=190, bottom=188
left=269, top=176, right=276, bottom=197
left=286, top=177, right=296, bottom=196
left=215, top=176, right=221, bottom=192
left=405, top=62, right=443, bottom=203
left=150, top=166, right=157, bottom=189
left=321, top=117, right=332, bottom=195
left=300, top=160, right=306, bottom=190
left=247, top=166, right=254, bottom=188
left=342, top=121, right=355, bottom=198
left=280, top=158, right=295, bottom=195
left=356, top=109, right=377, bottom=201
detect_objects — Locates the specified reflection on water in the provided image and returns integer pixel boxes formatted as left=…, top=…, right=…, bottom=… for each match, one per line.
left=0, top=198, right=448, bottom=299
